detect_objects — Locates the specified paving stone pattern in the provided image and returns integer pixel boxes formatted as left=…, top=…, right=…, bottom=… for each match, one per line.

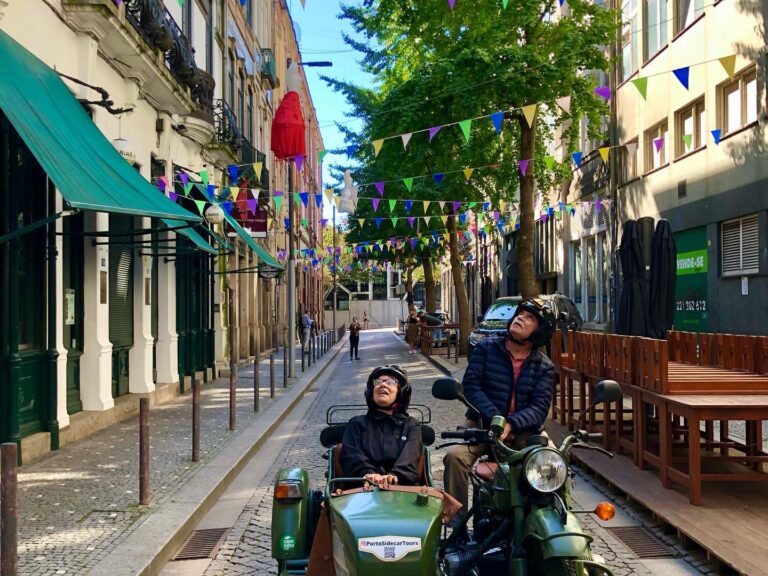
left=14, top=344, right=317, bottom=576
left=203, top=330, right=665, bottom=576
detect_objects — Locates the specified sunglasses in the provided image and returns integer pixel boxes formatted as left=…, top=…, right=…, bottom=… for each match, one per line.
left=374, top=377, right=399, bottom=388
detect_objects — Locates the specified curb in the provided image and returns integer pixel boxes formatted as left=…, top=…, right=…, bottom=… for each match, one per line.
left=89, top=337, right=348, bottom=576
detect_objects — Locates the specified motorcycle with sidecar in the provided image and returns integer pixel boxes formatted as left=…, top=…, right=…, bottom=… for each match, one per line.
left=271, top=379, right=623, bottom=575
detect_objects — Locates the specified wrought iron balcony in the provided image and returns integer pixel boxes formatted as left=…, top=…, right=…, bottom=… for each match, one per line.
left=261, top=48, right=279, bottom=89
left=212, top=99, right=243, bottom=155
left=190, top=69, right=215, bottom=124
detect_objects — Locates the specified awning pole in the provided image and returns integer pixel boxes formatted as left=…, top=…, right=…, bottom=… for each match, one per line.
left=0, top=211, right=63, bottom=245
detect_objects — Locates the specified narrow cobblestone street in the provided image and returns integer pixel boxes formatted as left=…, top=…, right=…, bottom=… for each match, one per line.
left=192, top=329, right=702, bottom=576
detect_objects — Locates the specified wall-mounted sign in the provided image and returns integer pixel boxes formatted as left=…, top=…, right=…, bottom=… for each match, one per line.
left=258, top=264, right=281, bottom=280
left=674, top=226, right=708, bottom=332
left=64, top=288, right=75, bottom=325
left=232, top=203, right=267, bottom=238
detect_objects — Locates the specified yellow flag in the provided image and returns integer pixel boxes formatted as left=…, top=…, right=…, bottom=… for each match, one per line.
left=373, top=139, right=384, bottom=157
left=423, top=200, right=431, bottom=213
left=334, top=196, right=341, bottom=208
left=230, top=186, right=240, bottom=202
left=443, top=232, right=450, bottom=242
left=325, top=188, right=334, bottom=202
left=358, top=218, right=365, bottom=228
left=440, top=215, right=448, bottom=226
left=267, top=217, right=273, bottom=229
left=252, top=162, right=263, bottom=178
left=719, top=55, right=737, bottom=79
left=463, top=168, right=474, bottom=180
left=500, top=200, right=507, bottom=212
left=522, top=104, right=537, bottom=128
left=599, top=147, right=610, bottom=163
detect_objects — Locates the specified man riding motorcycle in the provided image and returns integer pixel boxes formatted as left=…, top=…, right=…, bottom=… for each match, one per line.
left=443, top=298, right=556, bottom=511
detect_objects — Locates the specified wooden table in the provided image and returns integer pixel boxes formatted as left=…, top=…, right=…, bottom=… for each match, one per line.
left=658, top=394, right=768, bottom=505
left=667, top=362, right=768, bottom=394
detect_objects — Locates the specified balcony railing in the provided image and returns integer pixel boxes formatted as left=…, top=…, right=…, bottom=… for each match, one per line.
left=125, top=0, right=214, bottom=122
left=213, top=99, right=243, bottom=156
left=261, top=48, right=279, bottom=89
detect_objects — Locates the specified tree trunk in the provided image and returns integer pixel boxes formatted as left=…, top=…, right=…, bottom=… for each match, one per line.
left=405, top=265, right=414, bottom=307
left=422, top=248, right=436, bottom=312
left=518, top=118, right=539, bottom=298
left=447, top=216, right=471, bottom=355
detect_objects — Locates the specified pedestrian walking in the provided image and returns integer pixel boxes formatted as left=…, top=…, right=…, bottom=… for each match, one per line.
left=363, top=310, right=370, bottom=330
left=301, top=311, right=312, bottom=347
left=349, top=317, right=362, bottom=360
left=405, top=309, right=420, bottom=355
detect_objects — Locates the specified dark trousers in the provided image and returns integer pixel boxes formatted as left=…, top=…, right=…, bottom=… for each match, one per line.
left=350, top=336, right=359, bottom=358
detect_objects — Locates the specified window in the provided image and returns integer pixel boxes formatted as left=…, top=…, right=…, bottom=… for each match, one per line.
left=644, top=120, right=668, bottom=172
left=569, top=233, right=609, bottom=324
left=721, top=214, right=759, bottom=276
left=644, top=0, right=668, bottom=61
left=621, top=0, right=639, bottom=81
left=228, top=52, right=235, bottom=106
left=245, top=0, right=253, bottom=27
left=620, top=138, right=638, bottom=182
left=535, top=216, right=556, bottom=276
left=247, top=89, right=254, bottom=143
left=238, top=71, right=245, bottom=132
left=720, top=66, right=758, bottom=135
left=675, top=98, right=705, bottom=157
left=675, top=0, right=704, bottom=34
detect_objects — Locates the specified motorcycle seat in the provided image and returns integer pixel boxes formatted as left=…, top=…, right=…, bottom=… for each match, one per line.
left=473, top=461, right=498, bottom=481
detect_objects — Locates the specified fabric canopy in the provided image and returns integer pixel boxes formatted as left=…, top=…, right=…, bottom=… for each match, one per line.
left=271, top=91, right=306, bottom=160
left=0, top=29, right=199, bottom=222
left=221, top=209, right=283, bottom=269
left=161, top=220, right=218, bottom=255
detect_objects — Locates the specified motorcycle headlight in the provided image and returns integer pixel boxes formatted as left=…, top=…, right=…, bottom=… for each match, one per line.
left=524, top=449, right=568, bottom=493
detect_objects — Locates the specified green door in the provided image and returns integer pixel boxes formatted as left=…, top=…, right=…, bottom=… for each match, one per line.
left=109, top=214, right=134, bottom=398
left=176, top=241, right=208, bottom=377
left=63, top=212, right=84, bottom=414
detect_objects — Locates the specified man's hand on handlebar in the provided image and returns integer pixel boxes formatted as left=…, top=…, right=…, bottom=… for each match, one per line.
left=364, top=473, right=398, bottom=485
left=499, top=422, right=515, bottom=444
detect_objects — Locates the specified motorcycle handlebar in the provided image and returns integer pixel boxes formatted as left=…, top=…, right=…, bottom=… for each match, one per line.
left=441, top=430, right=470, bottom=439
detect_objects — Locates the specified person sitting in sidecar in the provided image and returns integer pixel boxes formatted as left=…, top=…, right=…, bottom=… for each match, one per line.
left=341, top=364, right=422, bottom=486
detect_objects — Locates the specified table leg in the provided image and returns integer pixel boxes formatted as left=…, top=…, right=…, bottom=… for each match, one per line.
left=720, top=420, right=729, bottom=456
left=567, top=373, right=574, bottom=428
left=659, top=400, right=670, bottom=489
left=615, top=394, right=624, bottom=456
left=638, top=395, right=648, bottom=471
left=689, top=415, right=702, bottom=506
left=559, top=370, right=567, bottom=426
left=632, top=389, right=641, bottom=467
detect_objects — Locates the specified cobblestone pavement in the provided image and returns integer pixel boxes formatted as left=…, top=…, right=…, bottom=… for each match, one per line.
left=203, top=330, right=696, bottom=576
left=15, top=342, right=326, bottom=576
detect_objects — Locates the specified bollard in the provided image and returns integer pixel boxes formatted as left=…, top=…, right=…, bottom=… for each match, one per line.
left=312, top=336, right=317, bottom=363
left=301, top=342, right=305, bottom=373
left=192, top=380, right=200, bottom=462
left=308, top=338, right=313, bottom=368
left=253, top=353, right=260, bottom=413
left=283, top=346, right=288, bottom=387
left=270, top=352, right=276, bottom=398
left=139, top=398, right=150, bottom=505
left=1, top=443, right=18, bottom=576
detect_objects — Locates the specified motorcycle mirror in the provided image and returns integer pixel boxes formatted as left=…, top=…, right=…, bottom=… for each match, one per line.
left=432, top=377, right=463, bottom=400
left=591, top=380, right=623, bottom=406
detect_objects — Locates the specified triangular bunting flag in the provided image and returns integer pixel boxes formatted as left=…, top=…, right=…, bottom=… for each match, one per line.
left=372, top=198, right=380, bottom=212
left=719, top=55, right=737, bottom=79
left=463, top=168, right=474, bottom=180
left=318, top=150, right=328, bottom=164
left=294, top=155, right=305, bottom=172
left=375, top=217, right=383, bottom=229
left=439, top=201, right=446, bottom=212
left=429, top=126, right=442, bottom=141
left=424, top=216, right=431, bottom=226
left=273, top=194, right=284, bottom=212
left=405, top=200, right=413, bottom=212
left=401, top=133, right=413, bottom=149
left=440, top=215, right=448, bottom=226
left=251, top=188, right=260, bottom=202
left=673, top=67, right=690, bottom=89
left=199, top=170, right=208, bottom=187
left=711, top=129, right=722, bottom=145
left=458, top=119, right=472, bottom=143
left=571, top=151, right=583, bottom=166
left=357, top=218, right=365, bottom=228
left=391, top=217, right=399, bottom=227
left=247, top=199, right=257, bottom=215
left=682, top=134, right=693, bottom=150
left=433, top=173, right=444, bottom=184
left=624, top=141, right=638, bottom=158
left=325, top=188, right=333, bottom=202
left=375, top=181, right=385, bottom=196
left=403, top=177, right=414, bottom=191
left=555, top=95, right=571, bottom=114
left=193, top=199, right=206, bottom=215
left=631, top=77, right=648, bottom=100
left=301, top=218, right=308, bottom=227
left=230, top=186, right=240, bottom=202
left=346, top=144, right=358, bottom=158
left=599, top=147, right=609, bottom=163
left=408, top=216, right=415, bottom=228
left=315, top=194, right=323, bottom=208
left=389, top=199, right=397, bottom=212
left=423, top=201, right=431, bottom=213
left=373, top=139, right=384, bottom=157
left=253, top=162, right=263, bottom=179
left=544, top=156, right=555, bottom=170
left=221, top=201, right=232, bottom=215
left=334, top=196, right=341, bottom=208
left=653, top=137, right=664, bottom=153
left=522, top=104, right=537, bottom=128
left=518, top=160, right=529, bottom=176
left=594, top=86, right=611, bottom=100
left=490, top=111, right=504, bottom=134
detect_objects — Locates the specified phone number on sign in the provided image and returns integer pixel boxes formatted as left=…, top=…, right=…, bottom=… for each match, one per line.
left=676, top=300, right=707, bottom=312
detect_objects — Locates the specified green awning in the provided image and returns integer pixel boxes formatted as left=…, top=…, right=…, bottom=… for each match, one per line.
left=161, top=220, right=218, bottom=255
left=0, top=30, right=200, bottom=222
left=221, top=210, right=283, bottom=269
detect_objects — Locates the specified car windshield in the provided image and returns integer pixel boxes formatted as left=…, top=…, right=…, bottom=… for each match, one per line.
left=483, top=302, right=517, bottom=321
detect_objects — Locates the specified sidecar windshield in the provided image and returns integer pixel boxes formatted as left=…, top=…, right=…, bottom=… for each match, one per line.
left=326, top=404, right=431, bottom=426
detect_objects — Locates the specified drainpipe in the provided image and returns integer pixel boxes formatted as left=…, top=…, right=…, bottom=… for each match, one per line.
left=608, top=0, right=621, bottom=332
left=287, top=165, right=296, bottom=377
left=5, top=123, right=21, bottom=462
left=47, top=179, right=60, bottom=451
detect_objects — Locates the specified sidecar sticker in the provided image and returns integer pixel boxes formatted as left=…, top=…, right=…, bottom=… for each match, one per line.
left=358, top=536, right=422, bottom=562
left=279, top=535, right=296, bottom=551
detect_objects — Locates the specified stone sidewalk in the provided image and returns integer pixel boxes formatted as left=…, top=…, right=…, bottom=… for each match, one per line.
left=12, top=340, right=343, bottom=576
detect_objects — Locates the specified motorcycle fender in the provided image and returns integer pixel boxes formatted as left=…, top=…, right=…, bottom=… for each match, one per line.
left=272, top=468, right=311, bottom=561
left=523, top=508, right=592, bottom=560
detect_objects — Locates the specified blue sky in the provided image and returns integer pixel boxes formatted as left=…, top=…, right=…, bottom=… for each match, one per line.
left=289, top=0, right=374, bottom=219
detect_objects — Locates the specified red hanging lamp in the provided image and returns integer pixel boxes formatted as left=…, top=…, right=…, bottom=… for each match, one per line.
left=271, top=90, right=306, bottom=160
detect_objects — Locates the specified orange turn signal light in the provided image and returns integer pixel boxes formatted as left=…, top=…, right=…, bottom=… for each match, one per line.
left=594, top=502, right=616, bottom=521
left=275, top=482, right=302, bottom=501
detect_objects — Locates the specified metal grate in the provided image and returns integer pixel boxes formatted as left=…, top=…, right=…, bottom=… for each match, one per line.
left=605, top=526, right=677, bottom=559
left=173, top=528, right=229, bottom=561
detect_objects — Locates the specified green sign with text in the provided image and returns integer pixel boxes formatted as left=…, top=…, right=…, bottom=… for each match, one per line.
left=674, top=227, right=708, bottom=332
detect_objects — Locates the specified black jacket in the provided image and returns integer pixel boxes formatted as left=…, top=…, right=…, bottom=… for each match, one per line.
left=462, top=337, right=554, bottom=434
left=340, top=410, right=422, bottom=485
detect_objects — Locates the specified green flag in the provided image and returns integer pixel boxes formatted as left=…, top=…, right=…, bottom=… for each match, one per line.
left=458, top=119, right=473, bottom=143
left=631, top=77, right=648, bottom=100
left=403, top=177, right=414, bottom=191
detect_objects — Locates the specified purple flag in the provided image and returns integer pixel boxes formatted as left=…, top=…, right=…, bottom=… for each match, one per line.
left=410, top=238, right=417, bottom=249
left=375, top=181, right=385, bottom=196
left=247, top=199, right=257, bottom=214
left=169, top=192, right=178, bottom=202
left=493, top=211, right=500, bottom=220
left=452, top=201, right=460, bottom=212
left=294, top=155, right=305, bottom=172
left=594, top=86, right=611, bottom=100
left=429, top=126, right=442, bottom=141
left=448, top=0, right=455, bottom=9
left=519, top=159, right=529, bottom=176
left=408, top=216, right=416, bottom=227
left=653, top=137, right=664, bottom=153
left=179, top=172, right=188, bottom=187
left=372, top=198, right=380, bottom=211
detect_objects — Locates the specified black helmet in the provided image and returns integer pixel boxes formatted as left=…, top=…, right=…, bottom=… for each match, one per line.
left=507, top=298, right=556, bottom=347
left=365, top=365, right=411, bottom=413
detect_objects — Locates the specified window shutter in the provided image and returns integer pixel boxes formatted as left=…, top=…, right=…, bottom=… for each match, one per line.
left=742, top=215, right=759, bottom=272
left=109, top=214, right=135, bottom=348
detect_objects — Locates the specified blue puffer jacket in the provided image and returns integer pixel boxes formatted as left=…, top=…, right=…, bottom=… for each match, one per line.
left=462, top=337, right=554, bottom=434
